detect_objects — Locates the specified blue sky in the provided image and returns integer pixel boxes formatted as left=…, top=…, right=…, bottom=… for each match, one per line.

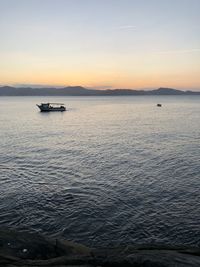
left=0, top=0, right=200, bottom=89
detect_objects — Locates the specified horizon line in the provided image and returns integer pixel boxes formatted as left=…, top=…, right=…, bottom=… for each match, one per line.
left=0, top=84, right=200, bottom=92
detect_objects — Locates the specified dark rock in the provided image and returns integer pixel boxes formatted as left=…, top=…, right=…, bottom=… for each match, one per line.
left=1, top=229, right=200, bottom=266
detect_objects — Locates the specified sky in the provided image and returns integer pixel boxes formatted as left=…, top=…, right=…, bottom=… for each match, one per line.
left=0, top=0, right=200, bottom=90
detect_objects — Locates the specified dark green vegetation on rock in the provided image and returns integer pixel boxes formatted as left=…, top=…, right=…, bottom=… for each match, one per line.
left=1, top=229, right=200, bottom=266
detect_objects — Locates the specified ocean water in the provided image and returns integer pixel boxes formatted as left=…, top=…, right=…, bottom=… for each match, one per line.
left=0, top=96, right=199, bottom=247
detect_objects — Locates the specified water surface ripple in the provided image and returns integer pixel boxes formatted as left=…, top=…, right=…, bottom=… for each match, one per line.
left=0, top=96, right=200, bottom=247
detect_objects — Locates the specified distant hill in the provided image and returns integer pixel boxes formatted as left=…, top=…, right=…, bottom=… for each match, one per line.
left=0, top=86, right=199, bottom=96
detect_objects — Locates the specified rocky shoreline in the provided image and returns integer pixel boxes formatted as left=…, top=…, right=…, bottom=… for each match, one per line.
left=1, top=229, right=200, bottom=266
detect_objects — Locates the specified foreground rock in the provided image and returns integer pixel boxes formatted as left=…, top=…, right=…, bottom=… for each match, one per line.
left=1, top=229, right=200, bottom=266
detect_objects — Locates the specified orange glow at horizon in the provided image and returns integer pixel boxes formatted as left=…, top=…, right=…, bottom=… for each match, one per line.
left=1, top=46, right=200, bottom=90
left=1, top=68, right=200, bottom=90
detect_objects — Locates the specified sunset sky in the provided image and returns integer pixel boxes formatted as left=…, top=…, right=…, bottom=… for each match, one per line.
left=0, top=0, right=200, bottom=90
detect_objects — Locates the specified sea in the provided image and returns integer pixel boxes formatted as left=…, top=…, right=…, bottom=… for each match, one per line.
left=0, top=95, right=199, bottom=247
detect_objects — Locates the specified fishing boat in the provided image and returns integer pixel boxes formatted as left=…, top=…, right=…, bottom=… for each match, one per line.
left=37, top=103, right=66, bottom=112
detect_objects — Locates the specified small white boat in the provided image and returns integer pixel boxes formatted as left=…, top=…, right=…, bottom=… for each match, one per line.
left=37, top=103, right=66, bottom=112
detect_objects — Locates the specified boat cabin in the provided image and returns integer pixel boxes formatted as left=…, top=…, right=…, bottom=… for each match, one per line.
left=37, top=103, right=66, bottom=112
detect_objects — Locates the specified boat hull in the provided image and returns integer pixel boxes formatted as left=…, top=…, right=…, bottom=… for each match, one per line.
left=37, top=105, right=66, bottom=112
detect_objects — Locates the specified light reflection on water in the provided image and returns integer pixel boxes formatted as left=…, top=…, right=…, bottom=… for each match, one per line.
left=0, top=96, right=200, bottom=247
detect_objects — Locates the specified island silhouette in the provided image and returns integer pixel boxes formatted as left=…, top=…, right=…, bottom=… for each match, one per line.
left=0, top=86, right=199, bottom=96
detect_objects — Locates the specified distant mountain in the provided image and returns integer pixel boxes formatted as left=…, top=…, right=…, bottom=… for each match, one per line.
left=149, top=87, right=186, bottom=95
left=0, top=86, right=199, bottom=96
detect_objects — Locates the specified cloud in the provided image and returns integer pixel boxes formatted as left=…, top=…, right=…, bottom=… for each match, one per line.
left=155, top=48, right=200, bottom=54
left=117, top=25, right=137, bottom=30
left=87, top=85, right=114, bottom=90
left=14, top=83, right=65, bottom=88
